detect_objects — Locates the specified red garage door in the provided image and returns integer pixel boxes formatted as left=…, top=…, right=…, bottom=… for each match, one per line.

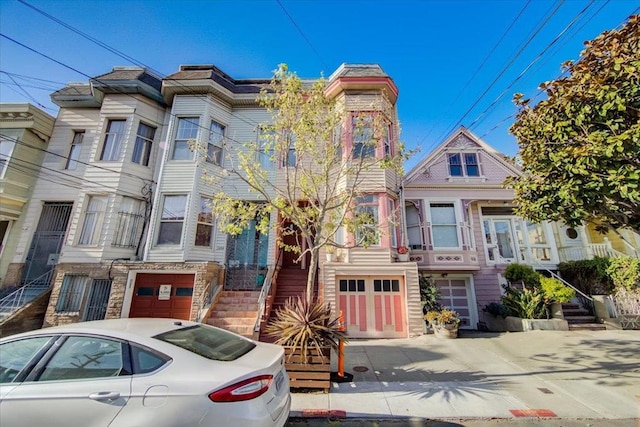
left=130, top=274, right=194, bottom=320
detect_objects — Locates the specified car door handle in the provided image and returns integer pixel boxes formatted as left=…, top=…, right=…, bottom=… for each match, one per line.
left=89, top=391, right=121, bottom=401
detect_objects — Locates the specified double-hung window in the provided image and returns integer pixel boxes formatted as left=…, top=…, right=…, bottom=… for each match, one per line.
left=195, top=196, right=214, bottom=247
left=257, top=126, right=275, bottom=169
left=207, top=120, right=225, bottom=166
left=100, top=120, right=126, bottom=161
left=132, top=123, right=156, bottom=166
left=79, top=195, right=107, bottom=245
left=352, top=116, right=375, bottom=159
left=430, top=203, right=459, bottom=248
left=112, top=197, right=144, bottom=248
left=282, top=131, right=296, bottom=167
left=172, top=117, right=199, bottom=160
left=355, top=195, right=379, bottom=245
left=0, top=138, right=15, bottom=177
left=55, top=275, right=90, bottom=313
left=447, top=152, right=480, bottom=177
left=65, top=131, right=84, bottom=170
left=157, top=195, right=187, bottom=245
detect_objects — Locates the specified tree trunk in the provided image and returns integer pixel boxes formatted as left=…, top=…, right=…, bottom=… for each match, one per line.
left=306, top=248, right=319, bottom=304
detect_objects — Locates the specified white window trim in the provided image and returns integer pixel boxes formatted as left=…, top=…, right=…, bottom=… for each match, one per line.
left=425, top=198, right=464, bottom=250
left=78, top=194, right=108, bottom=247
left=99, top=119, right=127, bottom=162
left=172, top=117, right=200, bottom=161
left=445, top=150, right=486, bottom=182
left=155, top=194, right=188, bottom=246
left=0, top=138, right=16, bottom=179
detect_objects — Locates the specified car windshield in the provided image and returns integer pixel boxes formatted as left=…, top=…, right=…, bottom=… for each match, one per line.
left=154, top=325, right=255, bottom=361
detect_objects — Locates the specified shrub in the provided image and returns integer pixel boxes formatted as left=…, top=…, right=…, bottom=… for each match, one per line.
left=606, top=257, right=640, bottom=291
left=540, top=277, right=575, bottom=303
left=558, top=258, right=614, bottom=295
left=419, top=275, right=443, bottom=314
left=483, top=302, right=510, bottom=318
left=504, top=264, right=541, bottom=287
left=501, top=285, right=548, bottom=319
left=424, top=309, right=460, bottom=326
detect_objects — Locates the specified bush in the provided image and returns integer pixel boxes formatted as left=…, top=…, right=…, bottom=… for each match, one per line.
left=540, top=277, right=575, bottom=303
left=504, top=264, right=541, bottom=287
left=501, top=285, right=548, bottom=319
left=606, top=257, right=640, bottom=291
left=419, top=275, right=443, bottom=314
left=558, top=258, right=614, bottom=295
left=483, top=302, right=510, bottom=319
left=424, top=308, right=460, bottom=326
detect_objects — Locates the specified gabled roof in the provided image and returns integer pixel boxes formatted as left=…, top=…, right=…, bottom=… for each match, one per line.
left=404, top=127, right=521, bottom=183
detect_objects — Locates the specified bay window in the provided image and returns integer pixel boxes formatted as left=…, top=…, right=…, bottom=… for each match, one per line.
left=100, top=120, right=126, bottom=161
left=429, top=203, right=459, bottom=248
left=157, top=195, right=187, bottom=245
left=78, top=195, right=107, bottom=245
left=207, top=120, right=224, bottom=166
left=172, top=117, right=199, bottom=160
left=195, top=196, right=214, bottom=247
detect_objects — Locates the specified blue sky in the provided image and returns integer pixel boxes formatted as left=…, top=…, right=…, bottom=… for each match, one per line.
left=0, top=0, right=637, bottom=170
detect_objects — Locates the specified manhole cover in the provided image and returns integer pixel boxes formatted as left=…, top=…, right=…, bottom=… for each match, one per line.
left=353, top=366, right=369, bottom=372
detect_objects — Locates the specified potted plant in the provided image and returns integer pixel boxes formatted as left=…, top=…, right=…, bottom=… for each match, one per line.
left=397, top=246, right=410, bottom=262
left=265, top=296, right=347, bottom=391
left=425, top=308, right=460, bottom=338
left=325, top=245, right=336, bottom=262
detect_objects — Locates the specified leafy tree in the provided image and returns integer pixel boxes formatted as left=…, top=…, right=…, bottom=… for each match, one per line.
left=204, top=65, right=406, bottom=301
left=508, top=15, right=640, bottom=234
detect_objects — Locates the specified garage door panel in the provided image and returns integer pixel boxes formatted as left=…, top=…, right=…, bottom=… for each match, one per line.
left=436, top=278, right=473, bottom=329
left=130, top=274, right=194, bottom=320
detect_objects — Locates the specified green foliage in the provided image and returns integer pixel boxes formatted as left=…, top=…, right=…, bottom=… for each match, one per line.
left=504, top=264, right=541, bottom=287
left=419, top=275, right=443, bottom=314
left=501, top=286, right=548, bottom=319
left=265, top=296, right=347, bottom=361
left=606, top=256, right=640, bottom=291
left=424, top=309, right=460, bottom=326
left=558, top=258, right=614, bottom=295
left=507, top=15, right=640, bottom=234
left=540, top=277, right=575, bottom=303
left=483, top=302, right=510, bottom=319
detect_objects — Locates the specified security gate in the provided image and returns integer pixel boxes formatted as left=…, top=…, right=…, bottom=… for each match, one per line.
left=224, top=220, right=269, bottom=290
left=83, top=279, right=112, bottom=321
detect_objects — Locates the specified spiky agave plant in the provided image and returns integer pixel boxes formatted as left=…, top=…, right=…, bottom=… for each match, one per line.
left=265, top=296, right=348, bottom=362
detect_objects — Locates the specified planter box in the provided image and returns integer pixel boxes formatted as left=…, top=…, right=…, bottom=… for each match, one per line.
left=505, top=316, right=568, bottom=332
left=484, top=315, right=508, bottom=332
left=284, top=346, right=331, bottom=393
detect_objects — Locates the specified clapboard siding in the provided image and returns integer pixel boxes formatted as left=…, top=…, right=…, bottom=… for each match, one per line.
left=347, top=247, right=393, bottom=264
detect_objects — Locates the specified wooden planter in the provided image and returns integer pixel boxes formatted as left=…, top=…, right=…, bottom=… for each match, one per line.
left=284, top=346, right=331, bottom=393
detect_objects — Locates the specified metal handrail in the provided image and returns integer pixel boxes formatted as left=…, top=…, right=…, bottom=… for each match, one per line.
left=254, top=248, right=283, bottom=332
left=542, top=268, right=593, bottom=302
left=0, top=269, right=55, bottom=315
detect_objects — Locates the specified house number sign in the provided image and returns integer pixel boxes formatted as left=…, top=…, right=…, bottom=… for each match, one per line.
left=158, top=284, right=172, bottom=300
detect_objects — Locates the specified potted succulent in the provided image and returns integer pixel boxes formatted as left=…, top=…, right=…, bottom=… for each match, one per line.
left=397, top=246, right=410, bottom=262
left=425, top=308, right=460, bottom=338
left=325, top=245, right=336, bottom=262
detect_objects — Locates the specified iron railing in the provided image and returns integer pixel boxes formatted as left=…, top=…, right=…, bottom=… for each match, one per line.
left=0, top=269, right=55, bottom=321
left=254, top=248, right=282, bottom=333
left=543, top=268, right=594, bottom=314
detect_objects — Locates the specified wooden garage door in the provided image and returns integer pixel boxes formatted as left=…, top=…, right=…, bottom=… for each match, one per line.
left=337, top=276, right=406, bottom=339
left=130, top=274, right=194, bottom=320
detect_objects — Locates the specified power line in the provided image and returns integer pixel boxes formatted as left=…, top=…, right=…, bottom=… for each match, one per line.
left=2, top=73, right=53, bottom=111
left=276, top=0, right=329, bottom=71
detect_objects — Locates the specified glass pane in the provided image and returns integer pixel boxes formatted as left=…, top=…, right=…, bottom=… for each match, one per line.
left=176, top=117, right=199, bottom=139
left=172, top=141, right=193, bottom=160
left=38, top=337, right=124, bottom=381
left=392, top=280, right=399, bottom=292
left=157, top=223, right=183, bottom=245
left=155, top=325, right=255, bottom=361
left=432, top=225, right=459, bottom=247
left=348, top=280, right=356, bottom=292
left=494, top=221, right=514, bottom=259
left=357, top=280, right=365, bottom=292
left=175, top=287, right=193, bottom=297
left=131, top=345, right=170, bottom=374
left=527, top=222, right=547, bottom=244
left=136, top=287, right=154, bottom=296
left=374, top=280, right=381, bottom=292
left=0, top=337, right=52, bottom=383
left=162, top=196, right=186, bottom=220
left=430, top=204, right=455, bottom=224
left=383, top=280, right=390, bottom=292
left=195, top=224, right=212, bottom=246
left=339, top=280, right=347, bottom=292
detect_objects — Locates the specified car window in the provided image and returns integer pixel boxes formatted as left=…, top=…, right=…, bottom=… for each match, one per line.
left=154, top=325, right=255, bottom=361
left=130, top=344, right=170, bottom=374
left=37, top=336, right=125, bottom=381
left=0, top=337, right=52, bottom=383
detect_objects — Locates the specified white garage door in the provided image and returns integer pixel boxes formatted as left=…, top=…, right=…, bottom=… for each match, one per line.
left=435, top=277, right=475, bottom=329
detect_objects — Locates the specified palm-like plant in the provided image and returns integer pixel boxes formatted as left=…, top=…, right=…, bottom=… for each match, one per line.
left=265, top=296, right=348, bottom=362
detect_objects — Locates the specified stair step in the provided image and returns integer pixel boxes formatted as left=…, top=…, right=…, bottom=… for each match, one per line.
left=208, top=317, right=257, bottom=327
left=562, top=309, right=590, bottom=316
left=210, top=310, right=258, bottom=318
left=569, top=323, right=606, bottom=331
left=565, top=316, right=599, bottom=324
left=562, top=303, right=581, bottom=310
left=217, top=297, right=260, bottom=305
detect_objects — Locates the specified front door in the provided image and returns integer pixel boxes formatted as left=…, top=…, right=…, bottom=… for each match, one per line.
left=129, top=274, right=194, bottom=320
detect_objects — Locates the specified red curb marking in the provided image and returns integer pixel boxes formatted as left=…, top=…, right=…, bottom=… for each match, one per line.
left=301, top=409, right=347, bottom=418
left=510, top=409, right=558, bottom=417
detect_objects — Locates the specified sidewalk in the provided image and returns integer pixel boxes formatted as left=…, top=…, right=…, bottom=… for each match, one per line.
left=289, top=329, right=640, bottom=422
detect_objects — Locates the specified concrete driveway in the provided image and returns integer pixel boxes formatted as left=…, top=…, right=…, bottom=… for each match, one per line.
left=290, top=329, right=640, bottom=422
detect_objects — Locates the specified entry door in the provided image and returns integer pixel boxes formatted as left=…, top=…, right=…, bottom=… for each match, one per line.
left=129, top=274, right=194, bottom=320
left=483, top=218, right=517, bottom=263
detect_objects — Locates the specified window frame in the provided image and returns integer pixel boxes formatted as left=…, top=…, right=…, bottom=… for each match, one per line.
left=65, top=131, right=84, bottom=170
left=351, top=115, right=376, bottom=160
left=428, top=201, right=461, bottom=249
left=0, top=138, right=16, bottom=178
left=132, top=122, right=156, bottom=166
left=112, top=197, right=145, bottom=248
left=355, top=194, right=380, bottom=246
left=100, top=119, right=126, bottom=162
left=447, top=151, right=481, bottom=178
left=172, top=117, right=199, bottom=161
left=55, top=275, right=90, bottom=313
left=257, top=126, right=275, bottom=169
left=195, top=196, right=214, bottom=247
left=207, top=120, right=225, bottom=166
left=156, top=194, right=187, bottom=245
left=78, top=195, right=108, bottom=246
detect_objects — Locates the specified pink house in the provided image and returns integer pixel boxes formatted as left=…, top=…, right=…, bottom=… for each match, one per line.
left=402, top=128, right=561, bottom=329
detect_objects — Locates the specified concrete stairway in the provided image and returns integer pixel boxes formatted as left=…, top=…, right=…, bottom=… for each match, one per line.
left=0, top=283, right=50, bottom=322
left=206, top=290, right=261, bottom=338
left=562, top=302, right=606, bottom=331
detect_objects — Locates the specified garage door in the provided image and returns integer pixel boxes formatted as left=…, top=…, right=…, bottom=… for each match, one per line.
left=337, top=276, right=406, bottom=339
left=130, top=274, right=194, bottom=320
left=434, top=278, right=473, bottom=329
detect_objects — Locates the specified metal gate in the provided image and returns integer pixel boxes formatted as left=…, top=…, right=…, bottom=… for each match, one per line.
left=83, top=279, right=112, bottom=321
left=224, top=221, right=269, bottom=290
left=22, top=202, right=73, bottom=284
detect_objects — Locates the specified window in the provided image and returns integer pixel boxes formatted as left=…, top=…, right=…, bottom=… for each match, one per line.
left=257, top=126, right=275, bottom=168
left=352, top=116, right=375, bottom=159
left=55, top=275, right=89, bottom=313
left=383, top=123, right=392, bottom=157
left=207, top=120, right=224, bottom=165
left=100, top=120, right=126, bottom=161
left=282, top=131, right=296, bottom=167
left=0, top=337, right=53, bottom=383
left=37, top=336, right=124, bottom=381
left=195, top=196, right=214, bottom=247
left=355, top=195, right=379, bottom=245
left=388, top=199, right=398, bottom=247
left=515, top=221, right=552, bottom=262
left=339, top=279, right=365, bottom=292
left=172, top=117, right=199, bottom=160
left=112, top=197, right=144, bottom=248
left=132, top=123, right=155, bottom=166
left=157, top=195, right=186, bottom=245
left=0, top=138, right=16, bottom=177
left=447, top=152, right=480, bottom=177
left=155, top=324, right=255, bottom=361
left=430, top=203, right=459, bottom=248
left=79, top=195, right=107, bottom=245
left=65, top=131, right=84, bottom=170
left=130, top=345, right=170, bottom=374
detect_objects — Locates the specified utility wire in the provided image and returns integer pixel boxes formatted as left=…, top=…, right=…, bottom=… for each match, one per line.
left=276, top=0, right=329, bottom=71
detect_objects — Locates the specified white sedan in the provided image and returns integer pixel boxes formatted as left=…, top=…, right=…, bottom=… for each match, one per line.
left=0, top=318, right=290, bottom=427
